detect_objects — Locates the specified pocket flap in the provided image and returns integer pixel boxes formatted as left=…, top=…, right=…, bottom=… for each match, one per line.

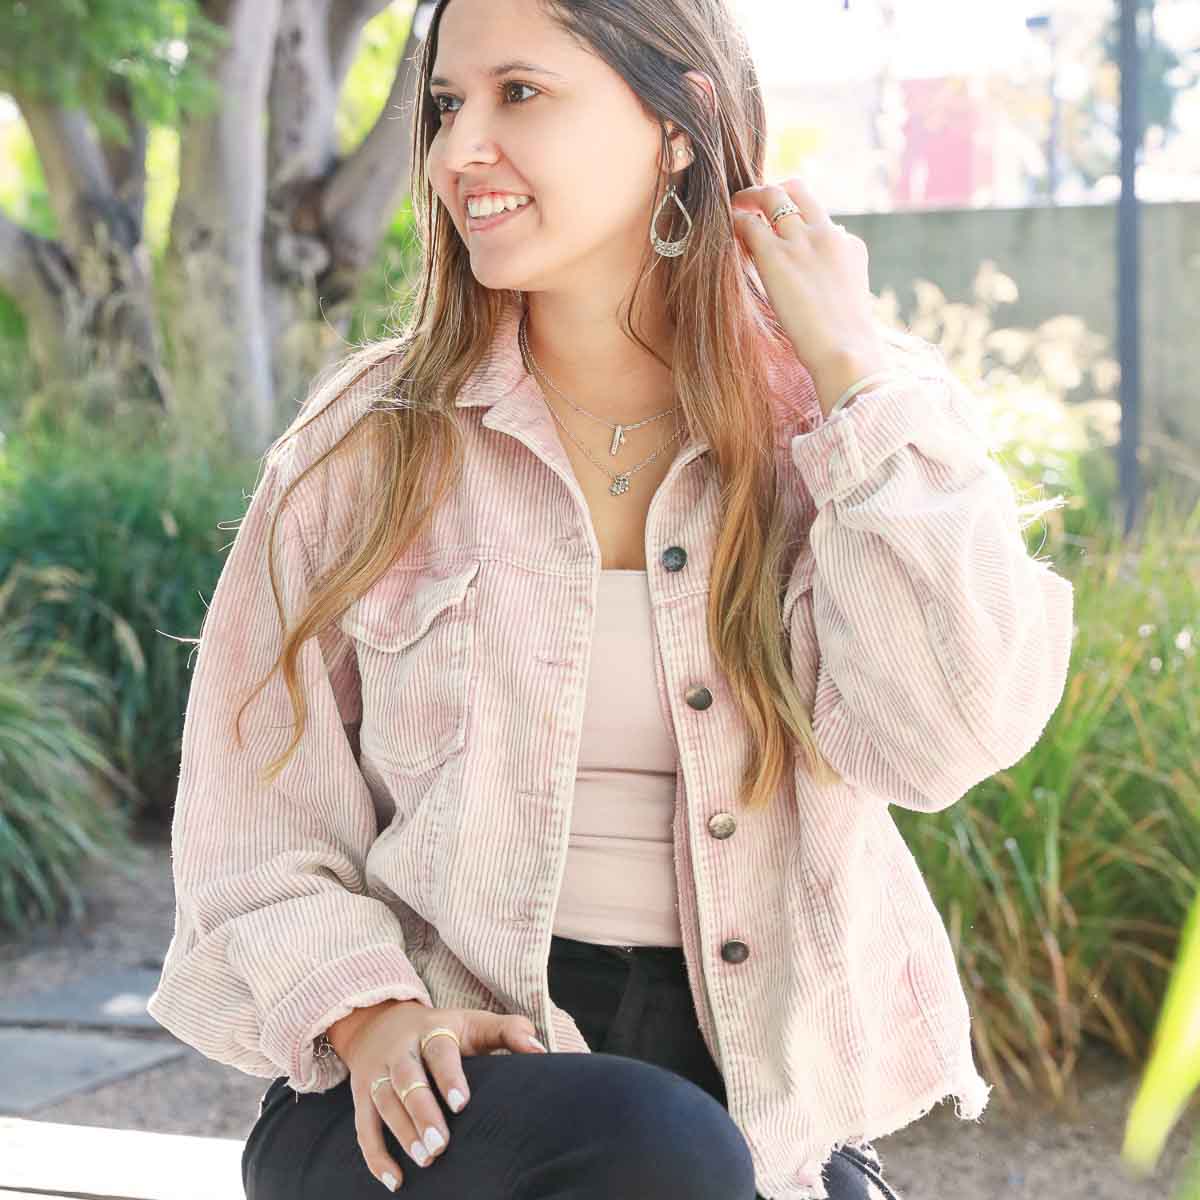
left=340, top=559, right=481, bottom=652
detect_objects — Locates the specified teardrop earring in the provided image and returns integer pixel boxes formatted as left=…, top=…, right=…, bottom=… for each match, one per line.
left=650, top=148, right=693, bottom=258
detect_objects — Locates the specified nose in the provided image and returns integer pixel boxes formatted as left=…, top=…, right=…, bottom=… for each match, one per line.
left=438, top=106, right=502, bottom=177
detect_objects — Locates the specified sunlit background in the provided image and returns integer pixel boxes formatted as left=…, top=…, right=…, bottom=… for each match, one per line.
left=730, top=0, right=1200, bottom=210
left=4, top=1, right=1200, bottom=216
left=0, top=4, right=1199, bottom=1199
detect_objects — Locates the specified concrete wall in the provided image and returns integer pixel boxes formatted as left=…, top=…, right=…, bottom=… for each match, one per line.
left=837, top=201, right=1200, bottom=468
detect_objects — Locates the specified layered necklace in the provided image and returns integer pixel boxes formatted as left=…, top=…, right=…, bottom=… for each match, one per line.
left=518, top=310, right=683, bottom=498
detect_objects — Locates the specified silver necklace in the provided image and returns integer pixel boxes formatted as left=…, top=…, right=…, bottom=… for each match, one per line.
left=519, top=312, right=682, bottom=498
left=519, top=311, right=680, bottom=455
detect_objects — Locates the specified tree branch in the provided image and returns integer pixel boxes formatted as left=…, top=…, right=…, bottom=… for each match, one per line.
left=10, top=89, right=164, bottom=401
left=317, top=15, right=424, bottom=299
left=100, top=76, right=149, bottom=235
left=0, top=210, right=73, bottom=304
left=0, top=209, right=96, bottom=383
left=327, top=0, right=394, bottom=93
left=12, top=92, right=122, bottom=255
left=268, top=0, right=340, bottom=189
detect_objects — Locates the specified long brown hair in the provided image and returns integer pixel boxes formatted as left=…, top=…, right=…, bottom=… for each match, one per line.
left=230, top=0, right=1061, bottom=811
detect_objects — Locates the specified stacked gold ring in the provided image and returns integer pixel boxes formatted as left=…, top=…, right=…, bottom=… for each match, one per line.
left=369, top=1027, right=463, bottom=1102
left=769, top=201, right=802, bottom=231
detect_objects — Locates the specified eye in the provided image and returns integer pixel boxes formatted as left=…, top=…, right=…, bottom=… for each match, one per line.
left=431, top=81, right=540, bottom=116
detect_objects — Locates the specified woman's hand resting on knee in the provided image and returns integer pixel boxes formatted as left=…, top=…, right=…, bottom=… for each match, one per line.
left=334, top=999, right=549, bottom=1192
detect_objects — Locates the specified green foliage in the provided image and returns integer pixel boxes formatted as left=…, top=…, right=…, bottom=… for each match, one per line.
left=873, top=261, right=1200, bottom=1118
left=348, top=195, right=423, bottom=344
left=1099, top=0, right=1199, bottom=149
left=336, top=1, right=415, bottom=154
left=1124, top=888, right=1200, bottom=1198
left=0, top=416, right=266, bottom=838
left=894, top=489, right=1200, bottom=1111
left=0, top=247, right=1197, bottom=1138
left=0, top=0, right=226, bottom=144
left=0, top=559, right=139, bottom=938
left=0, top=116, right=53, bottom=237
left=877, top=259, right=1128, bottom=539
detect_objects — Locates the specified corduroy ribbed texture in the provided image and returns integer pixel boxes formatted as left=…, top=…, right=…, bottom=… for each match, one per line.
left=147, top=296, right=1075, bottom=1200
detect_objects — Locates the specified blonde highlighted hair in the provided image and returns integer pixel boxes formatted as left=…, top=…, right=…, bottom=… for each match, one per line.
left=227, top=0, right=1060, bottom=812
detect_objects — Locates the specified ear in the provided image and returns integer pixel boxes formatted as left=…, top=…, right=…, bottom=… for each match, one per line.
left=685, top=69, right=717, bottom=117
left=666, top=71, right=716, bottom=172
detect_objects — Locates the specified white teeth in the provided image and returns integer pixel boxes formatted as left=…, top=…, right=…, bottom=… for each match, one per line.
left=467, top=194, right=532, bottom=218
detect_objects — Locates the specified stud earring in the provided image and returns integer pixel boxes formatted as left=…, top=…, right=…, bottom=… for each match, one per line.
left=651, top=150, right=693, bottom=258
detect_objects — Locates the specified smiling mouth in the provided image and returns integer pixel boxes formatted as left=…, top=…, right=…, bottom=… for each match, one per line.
left=466, top=200, right=535, bottom=231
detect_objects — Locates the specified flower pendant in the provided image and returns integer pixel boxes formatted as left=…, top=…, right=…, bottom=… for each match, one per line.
left=609, top=473, right=631, bottom=496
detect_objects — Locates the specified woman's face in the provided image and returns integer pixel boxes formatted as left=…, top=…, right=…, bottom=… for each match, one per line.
left=426, top=0, right=683, bottom=295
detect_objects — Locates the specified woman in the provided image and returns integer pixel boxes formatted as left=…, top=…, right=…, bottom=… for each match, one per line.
left=147, top=0, right=1076, bottom=1197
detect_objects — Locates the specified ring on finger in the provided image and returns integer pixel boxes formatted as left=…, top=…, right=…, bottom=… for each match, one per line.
left=369, top=1075, right=431, bottom=1105
left=420, top=1027, right=462, bottom=1055
left=769, top=201, right=802, bottom=232
left=374, top=1080, right=436, bottom=1104
left=396, top=1080, right=432, bottom=1105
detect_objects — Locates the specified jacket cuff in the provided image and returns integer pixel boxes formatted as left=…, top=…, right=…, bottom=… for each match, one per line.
left=790, top=368, right=992, bottom=509
left=260, top=943, right=434, bottom=1093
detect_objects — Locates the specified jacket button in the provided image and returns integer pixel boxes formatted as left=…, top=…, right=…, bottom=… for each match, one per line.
left=721, top=939, right=749, bottom=964
left=661, top=545, right=688, bottom=572
left=685, top=685, right=713, bottom=710
left=707, top=812, right=736, bottom=839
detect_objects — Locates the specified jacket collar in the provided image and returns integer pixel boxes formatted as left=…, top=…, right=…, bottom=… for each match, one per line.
left=452, top=294, right=713, bottom=460
left=450, top=292, right=819, bottom=453
left=452, top=295, right=530, bottom=410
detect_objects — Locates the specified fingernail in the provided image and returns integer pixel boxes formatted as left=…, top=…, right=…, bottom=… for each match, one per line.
left=423, top=1126, right=445, bottom=1155
left=528, top=1035, right=547, bottom=1052
left=381, top=1170, right=399, bottom=1191
left=410, top=1139, right=430, bottom=1166
left=448, top=1087, right=466, bottom=1112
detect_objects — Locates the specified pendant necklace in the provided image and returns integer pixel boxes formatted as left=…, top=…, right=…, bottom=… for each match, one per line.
left=519, top=311, right=683, bottom=497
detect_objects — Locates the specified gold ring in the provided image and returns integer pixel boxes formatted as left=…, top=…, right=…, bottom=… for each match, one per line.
left=420, top=1027, right=462, bottom=1054
left=397, top=1080, right=432, bottom=1104
left=769, top=201, right=802, bottom=230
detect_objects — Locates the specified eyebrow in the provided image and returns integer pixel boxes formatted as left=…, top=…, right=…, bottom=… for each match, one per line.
left=429, top=61, right=567, bottom=89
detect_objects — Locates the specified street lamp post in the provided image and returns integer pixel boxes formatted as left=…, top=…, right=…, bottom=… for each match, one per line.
left=1117, top=0, right=1143, bottom=533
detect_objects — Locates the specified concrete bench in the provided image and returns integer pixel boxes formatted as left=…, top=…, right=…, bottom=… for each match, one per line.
left=0, top=1117, right=244, bottom=1200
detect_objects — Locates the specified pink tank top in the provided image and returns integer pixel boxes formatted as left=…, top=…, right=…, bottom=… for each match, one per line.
left=550, top=569, right=684, bottom=949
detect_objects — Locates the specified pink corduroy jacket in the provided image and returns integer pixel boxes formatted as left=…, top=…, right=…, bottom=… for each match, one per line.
left=147, top=296, right=1075, bottom=1200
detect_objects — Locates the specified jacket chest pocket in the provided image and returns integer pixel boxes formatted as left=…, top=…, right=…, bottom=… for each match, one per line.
left=341, top=559, right=482, bottom=776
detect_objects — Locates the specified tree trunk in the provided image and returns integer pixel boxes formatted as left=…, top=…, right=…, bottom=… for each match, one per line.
left=7, top=92, right=171, bottom=411
left=162, top=0, right=283, bottom=455
left=1, top=0, right=427, bottom=459
left=260, top=0, right=424, bottom=426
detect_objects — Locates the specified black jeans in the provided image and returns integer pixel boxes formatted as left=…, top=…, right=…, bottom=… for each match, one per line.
left=241, top=935, right=904, bottom=1199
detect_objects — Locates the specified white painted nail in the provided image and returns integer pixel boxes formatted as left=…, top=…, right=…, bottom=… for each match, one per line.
left=528, top=1035, right=548, bottom=1052
left=381, top=1170, right=399, bottom=1191
left=448, top=1087, right=466, bottom=1112
left=410, top=1139, right=430, bottom=1166
left=423, top=1125, right=445, bottom=1155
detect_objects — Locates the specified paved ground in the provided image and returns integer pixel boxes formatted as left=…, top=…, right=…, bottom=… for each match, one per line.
left=1, top=829, right=1196, bottom=1198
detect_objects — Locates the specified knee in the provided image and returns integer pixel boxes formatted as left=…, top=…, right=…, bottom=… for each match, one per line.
left=595, top=1059, right=757, bottom=1200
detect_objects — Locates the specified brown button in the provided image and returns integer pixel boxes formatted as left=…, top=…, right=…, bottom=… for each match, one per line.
left=721, top=939, right=749, bottom=964
left=707, top=812, right=736, bottom=839
left=685, top=685, right=713, bottom=710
